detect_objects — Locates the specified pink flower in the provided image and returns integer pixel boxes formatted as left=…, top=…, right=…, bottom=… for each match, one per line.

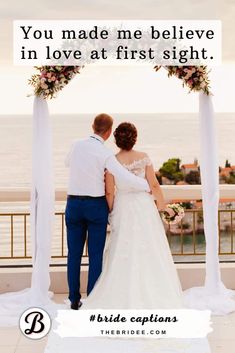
left=175, top=215, right=180, bottom=221
left=187, top=79, right=193, bottom=86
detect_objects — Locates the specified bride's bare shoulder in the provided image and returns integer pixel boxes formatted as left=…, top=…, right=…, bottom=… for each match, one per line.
left=133, top=151, right=152, bottom=167
left=133, top=150, right=148, bottom=159
left=115, top=150, right=150, bottom=165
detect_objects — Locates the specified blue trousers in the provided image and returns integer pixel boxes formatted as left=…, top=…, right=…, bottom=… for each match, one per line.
left=65, top=196, right=109, bottom=303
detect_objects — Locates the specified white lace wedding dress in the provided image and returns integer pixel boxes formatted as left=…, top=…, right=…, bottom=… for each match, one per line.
left=82, top=156, right=183, bottom=310
left=44, top=157, right=211, bottom=353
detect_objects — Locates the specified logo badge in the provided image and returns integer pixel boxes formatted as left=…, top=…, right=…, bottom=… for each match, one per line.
left=19, top=307, right=51, bottom=339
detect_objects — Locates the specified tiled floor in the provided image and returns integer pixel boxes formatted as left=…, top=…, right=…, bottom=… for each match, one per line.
left=0, top=294, right=235, bottom=353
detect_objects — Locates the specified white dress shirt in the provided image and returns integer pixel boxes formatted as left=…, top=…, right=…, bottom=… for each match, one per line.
left=65, top=134, right=150, bottom=196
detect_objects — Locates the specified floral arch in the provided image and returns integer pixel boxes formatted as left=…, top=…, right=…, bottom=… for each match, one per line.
left=0, top=64, right=234, bottom=327
left=27, top=64, right=235, bottom=316
left=29, top=65, right=211, bottom=99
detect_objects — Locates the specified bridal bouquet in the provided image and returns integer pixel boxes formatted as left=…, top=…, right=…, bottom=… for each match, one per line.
left=28, top=66, right=81, bottom=99
left=162, top=203, right=185, bottom=225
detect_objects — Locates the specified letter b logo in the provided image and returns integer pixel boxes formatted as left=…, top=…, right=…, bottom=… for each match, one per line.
left=19, top=307, right=51, bottom=339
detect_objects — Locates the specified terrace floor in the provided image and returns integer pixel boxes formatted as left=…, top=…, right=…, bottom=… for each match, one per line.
left=0, top=293, right=235, bottom=353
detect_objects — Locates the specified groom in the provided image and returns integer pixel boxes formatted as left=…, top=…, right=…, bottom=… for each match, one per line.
left=65, top=113, right=150, bottom=309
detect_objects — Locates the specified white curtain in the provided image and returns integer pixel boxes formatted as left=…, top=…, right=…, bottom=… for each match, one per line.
left=0, top=97, right=61, bottom=326
left=183, top=92, right=235, bottom=315
left=30, top=96, right=54, bottom=302
left=199, top=91, right=221, bottom=291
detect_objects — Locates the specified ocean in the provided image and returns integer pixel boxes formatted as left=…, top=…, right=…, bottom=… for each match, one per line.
left=0, top=112, right=235, bottom=263
left=0, top=112, right=235, bottom=189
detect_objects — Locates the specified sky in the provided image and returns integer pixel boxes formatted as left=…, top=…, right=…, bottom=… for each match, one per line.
left=0, top=0, right=234, bottom=114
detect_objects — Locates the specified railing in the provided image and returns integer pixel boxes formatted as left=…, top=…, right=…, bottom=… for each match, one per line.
left=0, top=209, right=235, bottom=264
left=1, top=185, right=235, bottom=265
left=0, top=211, right=88, bottom=262
left=167, top=209, right=235, bottom=257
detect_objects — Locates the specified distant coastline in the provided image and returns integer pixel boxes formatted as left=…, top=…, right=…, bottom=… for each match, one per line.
left=156, top=158, right=235, bottom=185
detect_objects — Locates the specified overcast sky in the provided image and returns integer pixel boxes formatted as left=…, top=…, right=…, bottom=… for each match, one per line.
left=0, top=0, right=234, bottom=114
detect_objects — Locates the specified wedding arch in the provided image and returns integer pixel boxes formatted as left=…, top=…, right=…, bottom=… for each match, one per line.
left=27, top=64, right=235, bottom=315
left=0, top=64, right=234, bottom=327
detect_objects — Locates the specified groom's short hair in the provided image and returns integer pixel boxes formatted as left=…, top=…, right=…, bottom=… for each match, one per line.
left=93, top=113, right=113, bottom=134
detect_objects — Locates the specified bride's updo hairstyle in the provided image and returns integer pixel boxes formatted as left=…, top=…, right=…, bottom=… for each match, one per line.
left=114, top=122, right=137, bottom=151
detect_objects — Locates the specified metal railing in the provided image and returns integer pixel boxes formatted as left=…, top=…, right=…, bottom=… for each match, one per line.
left=0, top=211, right=88, bottom=261
left=166, top=209, right=235, bottom=257
left=0, top=209, right=235, bottom=263
left=1, top=185, right=235, bottom=264
left=0, top=212, right=30, bottom=260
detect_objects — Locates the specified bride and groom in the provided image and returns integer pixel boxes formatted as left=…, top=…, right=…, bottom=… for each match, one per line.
left=65, top=113, right=183, bottom=311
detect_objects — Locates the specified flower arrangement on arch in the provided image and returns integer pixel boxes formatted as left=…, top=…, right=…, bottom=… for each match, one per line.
left=154, top=65, right=211, bottom=95
left=28, top=66, right=81, bottom=99
left=162, top=203, right=185, bottom=225
left=29, top=64, right=211, bottom=99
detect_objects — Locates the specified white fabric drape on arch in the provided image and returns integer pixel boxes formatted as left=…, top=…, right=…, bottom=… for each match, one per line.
left=183, top=92, right=235, bottom=315
left=0, top=97, right=62, bottom=326
left=30, top=96, right=54, bottom=301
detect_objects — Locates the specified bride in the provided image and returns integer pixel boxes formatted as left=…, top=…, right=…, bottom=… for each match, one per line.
left=44, top=122, right=212, bottom=353
left=82, top=122, right=183, bottom=310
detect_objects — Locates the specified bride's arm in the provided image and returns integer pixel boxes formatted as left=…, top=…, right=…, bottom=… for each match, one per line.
left=145, top=164, right=166, bottom=211
left=105, top=171, right=115, bottom=211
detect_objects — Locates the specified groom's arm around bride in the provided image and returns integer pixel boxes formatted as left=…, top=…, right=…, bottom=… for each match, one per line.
left=65, top=113, right=149, bottom=309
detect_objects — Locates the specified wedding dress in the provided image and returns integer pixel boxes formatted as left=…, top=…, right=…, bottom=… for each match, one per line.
left=44, top=157, right=211, bottom=353
left=82, top=156, right=183, bottom=310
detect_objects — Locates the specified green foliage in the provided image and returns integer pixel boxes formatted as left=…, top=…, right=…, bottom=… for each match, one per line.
left=181, top=202, right=193, bottom=209
left=181, top=222, right=190, bottom=230
left=225, top=159, right=231, bottom=168
left=159, top=158, right=183, bottom=183
left=174, top=172, right=184, bottom=182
